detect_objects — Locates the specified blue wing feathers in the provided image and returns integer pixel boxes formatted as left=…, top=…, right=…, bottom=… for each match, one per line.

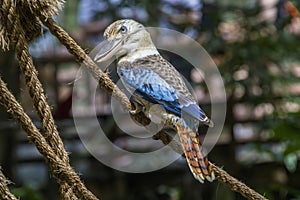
left=182, top=104, right=205, bottom=120
left=119, top=66, right=207, bottom=123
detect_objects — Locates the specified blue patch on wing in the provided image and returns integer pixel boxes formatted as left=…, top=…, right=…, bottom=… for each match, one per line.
left=119, top=66, right=206, bottom=122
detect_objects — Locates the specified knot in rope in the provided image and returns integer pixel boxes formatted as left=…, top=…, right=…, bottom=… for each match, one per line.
left=0, top=0, right=64, bottom=50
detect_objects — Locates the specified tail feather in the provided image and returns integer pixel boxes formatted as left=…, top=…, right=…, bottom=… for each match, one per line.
left=176, top=122, right=215, bottom=183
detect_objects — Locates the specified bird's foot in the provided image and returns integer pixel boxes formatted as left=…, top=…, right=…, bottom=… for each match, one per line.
left=129, top=101, right=145, bottom=114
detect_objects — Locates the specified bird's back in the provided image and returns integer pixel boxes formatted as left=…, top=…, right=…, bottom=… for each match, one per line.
left=132, top=54, right=194, bottom=100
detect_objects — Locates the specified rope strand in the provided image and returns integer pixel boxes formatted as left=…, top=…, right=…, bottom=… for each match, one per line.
left=0, top=1, right=98, bottom=198
left=14, top=17, right=75, bottom=200
left=0, top=168, right=18, bottom=200
left=0, top=76, right=98, bottom=200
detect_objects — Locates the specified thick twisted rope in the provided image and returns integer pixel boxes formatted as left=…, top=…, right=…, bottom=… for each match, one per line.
left=1, top=1, right=75, bottom=198
left=0, top=0, right=64, bottom=50
left=0, top=77, right=98, bottom=200
left=211, top=164, right=267, bottom=200
left=0, top=168, right=18, bottom=200
left=40, top=17, right=268, bottom=200
left=14, top=18, right=75, bottom=200
left=0, top=0, right=96, bottom=199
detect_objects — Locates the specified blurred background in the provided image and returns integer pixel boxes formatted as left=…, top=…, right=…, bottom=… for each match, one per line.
left=0, top=0, right=300, bottom=199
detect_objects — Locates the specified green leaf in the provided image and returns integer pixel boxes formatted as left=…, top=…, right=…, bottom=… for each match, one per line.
left=273, top=122, right=300, bottom=141
left=284, top=153, right=298, bottom=172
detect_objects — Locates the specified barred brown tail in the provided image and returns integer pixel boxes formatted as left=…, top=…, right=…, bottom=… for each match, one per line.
left=176, top=123, right=215, bottom=183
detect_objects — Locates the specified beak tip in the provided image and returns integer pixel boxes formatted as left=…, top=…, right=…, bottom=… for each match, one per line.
left=93, top=55, right=100, bottom=62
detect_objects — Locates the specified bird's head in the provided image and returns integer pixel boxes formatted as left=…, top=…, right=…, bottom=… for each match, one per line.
left=94, top=19, right=158, bottom=63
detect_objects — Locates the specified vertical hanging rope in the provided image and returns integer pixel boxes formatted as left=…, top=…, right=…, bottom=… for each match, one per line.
left=0, top=0, right=97, bottom=199
left=0, top=76, right=99, bottom=200
left=14, top=20, right=75, bottom=200
left=0, top=168, right=18, bottom=200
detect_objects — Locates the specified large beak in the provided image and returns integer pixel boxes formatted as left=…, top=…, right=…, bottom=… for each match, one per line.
left=94, top=37, right=124, bottom=62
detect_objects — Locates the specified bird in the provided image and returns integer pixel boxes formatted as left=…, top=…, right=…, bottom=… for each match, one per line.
left=94, top=19, right=215, bottom=183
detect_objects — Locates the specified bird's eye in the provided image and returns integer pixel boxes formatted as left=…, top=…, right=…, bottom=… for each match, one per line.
left=119, top=25, right=127, bottom=33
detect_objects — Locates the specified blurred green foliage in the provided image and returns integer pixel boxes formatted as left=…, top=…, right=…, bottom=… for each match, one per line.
left=202, top=2, right=300, bottom=147
left=199, top=2, right=300, bottom=199
left=11, top=184, right=44, bottom=200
